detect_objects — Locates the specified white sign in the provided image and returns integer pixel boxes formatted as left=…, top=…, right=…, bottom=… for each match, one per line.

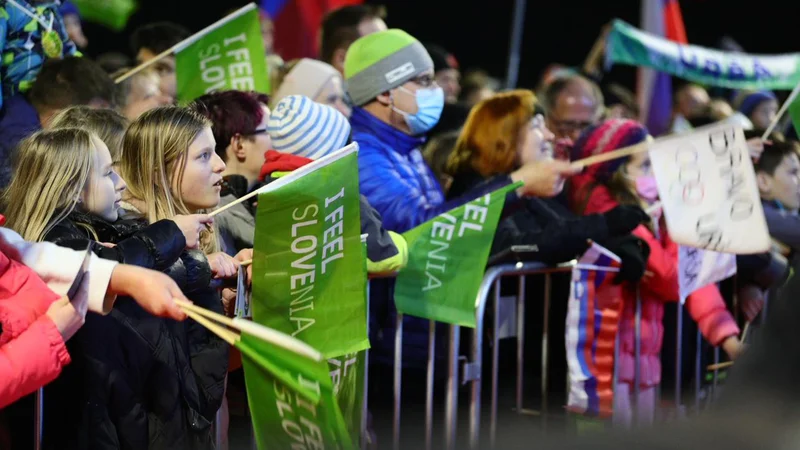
left=678, top=246, right=737, bottom=304
left=649, top=123, right=770, bottom=254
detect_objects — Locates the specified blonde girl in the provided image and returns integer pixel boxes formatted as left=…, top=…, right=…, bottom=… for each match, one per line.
left=119, top=105, right=248, bottom=276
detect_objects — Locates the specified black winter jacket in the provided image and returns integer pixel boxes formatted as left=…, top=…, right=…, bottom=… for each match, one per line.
left=41, top=211, right=229, bottom=450
left=447, top=169, right=610, bottom=264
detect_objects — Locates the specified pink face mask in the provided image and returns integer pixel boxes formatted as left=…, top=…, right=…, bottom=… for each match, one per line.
left=635, top=175, right=659, bottom=202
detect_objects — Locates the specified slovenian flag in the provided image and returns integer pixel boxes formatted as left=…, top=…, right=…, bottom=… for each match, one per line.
left=565, top=243, right=623, bottom=417
left=261, top=0, right=363, bottom=60
left=637, top=0, right=688, bottom=136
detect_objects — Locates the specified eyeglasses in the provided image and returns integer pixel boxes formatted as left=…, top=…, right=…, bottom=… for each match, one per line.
left=548, top=117, right=595, bottom=135
left=411, top=74, right=436, bottom=88
left=244, top=127, right=269, bottom=136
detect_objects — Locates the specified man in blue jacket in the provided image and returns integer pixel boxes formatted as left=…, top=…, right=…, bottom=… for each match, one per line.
left=343, top=28, right=576, bottom=234
left=342, top=29, right=578, bottom=380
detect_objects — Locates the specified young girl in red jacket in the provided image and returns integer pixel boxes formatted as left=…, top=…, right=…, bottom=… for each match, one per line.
left=569, top=119, right=742, bottom=427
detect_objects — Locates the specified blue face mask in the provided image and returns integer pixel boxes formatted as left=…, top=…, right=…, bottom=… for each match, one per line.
left=393, top=86, right=445, bottom=135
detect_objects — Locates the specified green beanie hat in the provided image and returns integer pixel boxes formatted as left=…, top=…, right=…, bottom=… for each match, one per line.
left=344, top=29, right=433, bottom=106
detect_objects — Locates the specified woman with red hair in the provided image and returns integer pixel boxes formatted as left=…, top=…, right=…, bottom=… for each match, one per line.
left=445, top=89, right=649, bottom=267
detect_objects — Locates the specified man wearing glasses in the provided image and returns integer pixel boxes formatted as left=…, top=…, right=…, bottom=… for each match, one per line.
left=542, top=73, right=605, bottom=144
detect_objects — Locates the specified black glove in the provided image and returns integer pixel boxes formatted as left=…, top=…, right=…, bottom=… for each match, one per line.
left=602, top=235, right=651, bottom=284
left=602, top=205, right=650, bottom=236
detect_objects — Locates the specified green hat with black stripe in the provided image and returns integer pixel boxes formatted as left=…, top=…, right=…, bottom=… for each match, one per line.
left=344, top=29, right=433, bottom=106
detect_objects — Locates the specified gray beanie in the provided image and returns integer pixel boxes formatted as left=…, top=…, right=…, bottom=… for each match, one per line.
left=343, top=29, right=433, bottom=106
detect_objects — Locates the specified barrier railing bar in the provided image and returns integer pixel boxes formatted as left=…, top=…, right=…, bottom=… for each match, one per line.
left=361, top=282, right=371, bottom=450
left=711, top=347, right=720, bottom=401
left=445, top=324, right=460, bottom=450
left=541, top=273, right=551, bottom=430
left=490, top=279, right=501, bottom=448
left=393, top=313, right=403, bottom=450
left=694, top=329, right=701, bottom=412
left=34, top=387, right=43, bottom=450
left=633, top=288, right=642, bottom=426
left=425, top=320, right=435, bottom=450
left=515, top=275, right=526, bottom=415
left=470, top=261, right=574, bottom=448
left=675, top=303, right=684, bottom=410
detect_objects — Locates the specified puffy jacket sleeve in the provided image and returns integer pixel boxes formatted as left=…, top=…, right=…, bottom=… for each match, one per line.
left=685, top=284, right=739, bottom=346
left=0, top=228, right=118, bottom=315
left=51, top=220, right=185, bottom=271
left=0, top=314, right=70, bottom=408
left=359, top=146, right=515, bottom=233
left=490, top=210, right=607, bottom=265
left=359, top=195, right=408, bottom=273
left=633, top=224, right=680, bottom=301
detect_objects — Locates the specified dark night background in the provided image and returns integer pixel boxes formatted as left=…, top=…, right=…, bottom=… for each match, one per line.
left=82, top=0, right=796, bottom=93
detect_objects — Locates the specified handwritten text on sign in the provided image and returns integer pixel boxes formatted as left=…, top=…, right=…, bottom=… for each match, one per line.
left=649, top=123, right=770, bottom=254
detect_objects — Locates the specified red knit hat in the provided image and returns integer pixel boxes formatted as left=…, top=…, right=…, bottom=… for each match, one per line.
left=571, top=119, right=649, bottom=183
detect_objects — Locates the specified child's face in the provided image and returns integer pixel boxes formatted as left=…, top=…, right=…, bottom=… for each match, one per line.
left=81, top=139, right=127, bottom=222
left=173, top=127, right=226, bottom=212
left=750, top=99, right=779, bottom=130
left=624, top=151, right=653, bottom=179
left=758, top=153, right=800, bottom=210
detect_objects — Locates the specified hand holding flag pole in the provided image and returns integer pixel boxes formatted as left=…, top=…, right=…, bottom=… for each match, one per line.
left=706, top=322, right=751, bottom=371
left=569, top=137, right=652, bottom=171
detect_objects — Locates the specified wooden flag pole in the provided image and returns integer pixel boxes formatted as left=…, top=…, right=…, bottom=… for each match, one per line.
left=761, top=81, right=800, bottom=140
left=707, top=361, right=734, bottom=371
left=184, top=309, right=238, bottom=345
left=115, top=3, right=257, bottom=84
left=175, top=299, right=322, bottom=360
left=569, top=138, right=651, bottom=170
left=208, top=188, right=262, bottom=217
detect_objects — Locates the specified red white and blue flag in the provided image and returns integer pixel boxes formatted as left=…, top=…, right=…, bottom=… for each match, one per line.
left=637, top=0, right=688, bottom=136
left=260, top=0, right=363, bottom=60
left=565, top=243, right=623, bottom=417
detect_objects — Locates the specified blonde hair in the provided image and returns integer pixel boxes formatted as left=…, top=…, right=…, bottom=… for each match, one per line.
left=120, top=106, right=218, bottom=253
left=2, top=128, right=102, bottom=241
left=49, top=106, right=129, bottom=160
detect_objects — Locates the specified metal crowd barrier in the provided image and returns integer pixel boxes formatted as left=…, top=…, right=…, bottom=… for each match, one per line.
left=30, top=262, right=750, bottom=450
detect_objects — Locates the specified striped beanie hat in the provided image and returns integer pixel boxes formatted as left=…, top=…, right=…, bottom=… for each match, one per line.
left=267, top=95, right=351, bottom=160
left=571, top=119, right=649, bottom=182
left=344, top=29, right=433, bottom=106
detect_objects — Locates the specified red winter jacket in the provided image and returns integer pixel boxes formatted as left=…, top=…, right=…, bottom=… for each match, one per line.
left=576, top=184, right=739, bottom=388
left=0, top=250, right=66, bottom=408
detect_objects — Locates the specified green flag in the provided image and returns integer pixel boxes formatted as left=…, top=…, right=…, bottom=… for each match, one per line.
left=606, top=20, right=800, bottom=90
left=240, top=334, right=353, bottom=449
left=394, top=183, right=521, bottom=327
left=72, top=0, right=138, bottom=31
left=252, top=144, right=368, bottom=359
left=328, top=351, right=365, bottom=440
left=789, top=97, right=800, bottom=138
left=174, top=3, right=268, bottom=104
